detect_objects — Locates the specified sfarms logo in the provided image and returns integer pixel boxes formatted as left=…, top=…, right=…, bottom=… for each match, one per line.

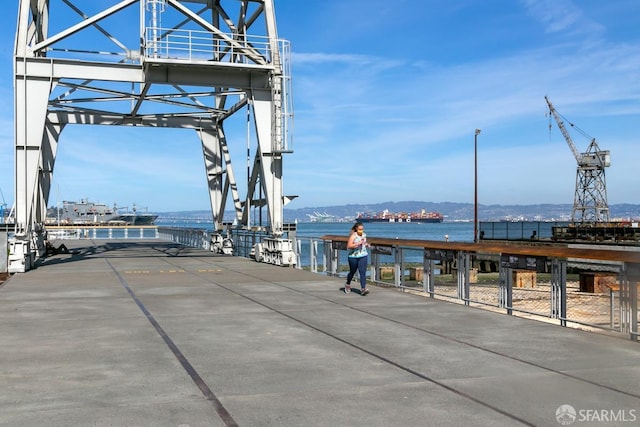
left=556, top=404, right=637, bottom=425
left=556, top=405, right=577, bottom=425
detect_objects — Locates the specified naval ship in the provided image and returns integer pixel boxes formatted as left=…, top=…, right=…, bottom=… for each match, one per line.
left=47, top=199, right=158, bottom=225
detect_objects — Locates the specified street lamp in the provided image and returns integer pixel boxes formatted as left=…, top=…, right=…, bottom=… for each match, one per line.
left=474, top=129, right=481, bottom=243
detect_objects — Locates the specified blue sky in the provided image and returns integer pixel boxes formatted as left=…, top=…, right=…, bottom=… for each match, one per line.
left=1, top=0, right=639, bottom=212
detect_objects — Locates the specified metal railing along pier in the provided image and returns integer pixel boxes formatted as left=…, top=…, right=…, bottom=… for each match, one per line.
left=317, top=235, right=640, bottom=342
left=35, top=225, right=640, bottom=341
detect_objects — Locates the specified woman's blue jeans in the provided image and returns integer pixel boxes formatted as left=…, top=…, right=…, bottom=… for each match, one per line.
left=347, top=255, right=368, bottom=289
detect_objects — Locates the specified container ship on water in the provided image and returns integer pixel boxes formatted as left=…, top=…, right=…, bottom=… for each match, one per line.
left=46, top=199, right=158, bottom=225
left=356, top=209, right=444, bottom=223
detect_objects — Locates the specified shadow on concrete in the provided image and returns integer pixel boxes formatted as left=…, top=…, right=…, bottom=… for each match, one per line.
left=35, top=240, right=224, bottom=268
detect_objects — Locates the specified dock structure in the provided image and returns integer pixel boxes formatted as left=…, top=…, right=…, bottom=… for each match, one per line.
left=1, top=240, right=639, bottom=426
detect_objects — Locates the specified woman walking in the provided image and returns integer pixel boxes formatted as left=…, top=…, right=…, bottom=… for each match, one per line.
left=345, top=222, right=370, bottom=295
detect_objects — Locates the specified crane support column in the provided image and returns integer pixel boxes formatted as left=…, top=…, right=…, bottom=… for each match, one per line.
left=11, top=65, right=58, bottom=272
left=252, top=89, right=284, bottom=236
left=199, top=126, right=243, bottom=238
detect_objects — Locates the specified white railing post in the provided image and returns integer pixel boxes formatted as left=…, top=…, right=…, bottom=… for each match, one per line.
left=394, top=246, right=401, bottom=287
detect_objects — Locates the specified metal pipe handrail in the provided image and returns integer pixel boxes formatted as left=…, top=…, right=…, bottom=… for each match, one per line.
left=319, top=234, right=639, bottom=341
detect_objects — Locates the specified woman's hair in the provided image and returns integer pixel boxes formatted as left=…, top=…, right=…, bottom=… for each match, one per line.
left=351, top=222, right=363, bottom=232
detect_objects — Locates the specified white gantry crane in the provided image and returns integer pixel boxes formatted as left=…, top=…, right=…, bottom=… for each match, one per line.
left=545, top=96, right=611, bottom=224
left=11, top=0, right=296, bottom=272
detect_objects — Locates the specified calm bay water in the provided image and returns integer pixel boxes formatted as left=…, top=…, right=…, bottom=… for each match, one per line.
left=156, top=219, right=474, bottom=242
left=156, top=219, right=474, bottom=266
left=296, top=221, right=473, bottom=242
left=156, top=218, right=564, bottom=242
left=296, top=222, right=473, bottom=266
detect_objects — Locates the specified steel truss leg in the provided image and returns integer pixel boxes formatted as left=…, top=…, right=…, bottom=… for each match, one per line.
left=199, top=128, right=243, bottom=232
left=247, top=89, right=294, bottom=266
left=11, top=71, right=59, bottom=272
left=251, top=89, right=284, bottom=236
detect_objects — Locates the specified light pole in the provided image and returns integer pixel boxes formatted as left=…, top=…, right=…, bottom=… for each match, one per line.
left=474, top=129, right=481, bottom=243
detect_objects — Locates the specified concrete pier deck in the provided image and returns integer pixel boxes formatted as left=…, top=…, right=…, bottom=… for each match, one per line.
left=1, top=240, right=639, bottom=427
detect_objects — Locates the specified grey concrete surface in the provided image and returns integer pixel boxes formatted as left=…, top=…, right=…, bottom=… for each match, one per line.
left=0, top=239, right=638, bottom=427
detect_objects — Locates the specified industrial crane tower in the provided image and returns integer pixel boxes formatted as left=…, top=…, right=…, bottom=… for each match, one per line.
left=545, top=96, right=610, bottom=224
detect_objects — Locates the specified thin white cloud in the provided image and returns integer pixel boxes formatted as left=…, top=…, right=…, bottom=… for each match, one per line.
left=293, top=38, right=640, bottom=153
left=293, top=52, right=373, bottom=66
left=520, top=0, right=604, bottom=37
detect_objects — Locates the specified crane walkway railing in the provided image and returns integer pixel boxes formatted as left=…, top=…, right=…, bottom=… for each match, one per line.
left=144, top=27, right=289, bottom=67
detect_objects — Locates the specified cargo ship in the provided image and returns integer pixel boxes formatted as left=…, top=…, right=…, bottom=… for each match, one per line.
left=356, top=209, right=443, bottom=223
left=46, top=199, right=158, bottom=225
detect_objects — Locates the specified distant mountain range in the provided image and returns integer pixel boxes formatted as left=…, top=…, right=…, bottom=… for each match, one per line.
left=158, top=201, right=640, bottom=223
left=285, top=201, right=640, bottom=222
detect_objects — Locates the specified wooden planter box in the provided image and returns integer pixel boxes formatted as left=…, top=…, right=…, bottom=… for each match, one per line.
left=379, top=267, right=394, bottom=280
left=513, top=270, right=536, bottom=288
left=579, top=272, right=617, bottom=293
left=409, top=267, right=423, bottom=281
